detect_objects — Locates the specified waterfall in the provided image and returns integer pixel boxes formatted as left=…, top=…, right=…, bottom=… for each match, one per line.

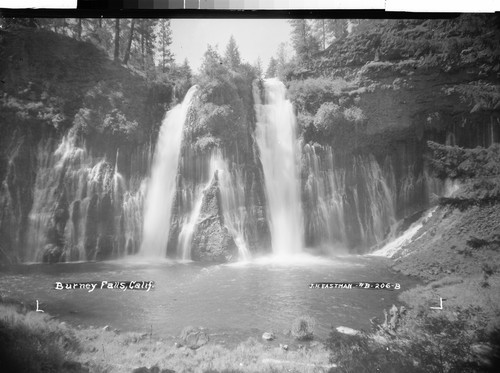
left=140, top=86, right=197, bottom=258
left=177, top=185, right=205, bottom=261
left=210, top=151, right=251, bottom=261
left=27, top=132, right=91, bottom=262
left=254, top=79, right=304, bottom=256
left=302, top=144, right=347, bottom=248
left=302, top=145, right=397, bottom=250
left=25, top=128, right=142, bottom=263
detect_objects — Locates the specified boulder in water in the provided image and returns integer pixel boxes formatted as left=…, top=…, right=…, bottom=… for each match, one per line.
left=336, top=326, right=360, bottom=335
left=262, top=332, right=275, bottom=341
left=131, top=368, right=150, bottom=373
left=180, top=326, right=209, bottom=349
left=96, top=234, right=113, bottom=261
left=41, top=244, right=63, bottom=263
left=191, top=171, right=238, bottom=262
left=62, top=361, right=89, bottom=373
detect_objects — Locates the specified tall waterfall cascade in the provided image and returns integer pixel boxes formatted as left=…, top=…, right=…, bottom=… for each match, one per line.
left=140, top=86, right=198, bottom=257
left=254, top=79, right=305, bottom=256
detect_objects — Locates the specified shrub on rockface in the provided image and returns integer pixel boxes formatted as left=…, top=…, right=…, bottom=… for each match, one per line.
left=73, top=107, right=141, bottom=148
left=326, top=306, right=499, bottom=373
left=287, top=77, right=349, bottom=114
left=311, top=102, right=366, bottom=148
left=428, top=142, right=500, bottom=179
left=291, top=315, right=316, bottom=341
left=189, top=49, right=256, bottom=156
left=0, top=303, right=80, bottom=373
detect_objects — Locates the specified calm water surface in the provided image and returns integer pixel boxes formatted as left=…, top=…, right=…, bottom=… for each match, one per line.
left=0, top=254, right=418, bottom=342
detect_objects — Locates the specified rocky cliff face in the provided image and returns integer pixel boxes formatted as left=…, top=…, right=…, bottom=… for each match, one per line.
left=288, top=15, right=500, bottom=251
left=0, top=28, right=171, bottom=263
left=190, top=171, right=238, bottom=262
left=1, top=17, right=498, bottom=263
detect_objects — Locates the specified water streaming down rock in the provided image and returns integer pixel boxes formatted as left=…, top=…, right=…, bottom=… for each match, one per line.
left=25, top=130, right=142, bottom=263
left=177, top=183, right=206, bottom=261
left=302, top=144, right=347, bottom=249
left=210, top=151, right=251, bottom=261
left=140, top=86, right=198, bottom=258
left=172, top=148, right=251, bottom=261
left=254, top=79, right=304, bottom=256
left=302, top=145, right=397, bottom=250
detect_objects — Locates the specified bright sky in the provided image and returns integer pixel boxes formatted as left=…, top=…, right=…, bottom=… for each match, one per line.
left=170, top=19, right=293, bottom=73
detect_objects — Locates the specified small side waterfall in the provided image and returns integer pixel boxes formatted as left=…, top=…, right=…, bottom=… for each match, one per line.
left=302, top=145, right=397, bottom=250
left=25, top=130, right=144, bottom=263
left=254, top=79, right=304, bottom=256
left=140, top=86, right=197, bottom=257
left=302, top=144, right=347, bottom=248
left=177, top=189, right=205, bottom=261
left=210, top=151, right=251, bottom=261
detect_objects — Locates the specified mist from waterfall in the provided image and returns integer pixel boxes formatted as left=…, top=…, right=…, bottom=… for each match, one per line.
left=140, top=86, right=198, bottom=257
left=254, top=79, right=304, bottom=256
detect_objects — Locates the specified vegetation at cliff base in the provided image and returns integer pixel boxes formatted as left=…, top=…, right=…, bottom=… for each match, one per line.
left=0, top=301, right=81, bottom=373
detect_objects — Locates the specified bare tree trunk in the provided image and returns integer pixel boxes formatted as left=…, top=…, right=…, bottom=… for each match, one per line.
left=123, top=19, right=135, bottom=65
left=114, top=19, right=120, bottom=62
left=322, top=20, right=326, bottom=50
left=141, top=22, right=145, bottom=69
left=77, top=18, right=82, bottom=40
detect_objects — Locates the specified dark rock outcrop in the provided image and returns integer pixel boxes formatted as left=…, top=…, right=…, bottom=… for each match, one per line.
left=41, top=244, right=63, bottom=263
left=191, top=171, right=238, bottom=262
left=179, top=326, right=209, bottom=350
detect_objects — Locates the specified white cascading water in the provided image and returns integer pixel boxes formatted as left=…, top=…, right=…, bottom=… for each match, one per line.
left=254, top=79, right=304, bottom=256
left=210, top=151, right=251, bottom=261
left=303, top=144, right=347, bottom=248
left=27, top=129, right=144, bottom=262
left=177, top=183, right=206, bottom=261
left=140, top=86, right=198, bottom=257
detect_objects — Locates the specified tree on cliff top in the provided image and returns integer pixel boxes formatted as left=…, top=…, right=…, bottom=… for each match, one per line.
left=224, top=35, right=241, bottom=70
left=154, top=19, right=174, bottom=73
left=289, top=19, right=320, bottom=62
left=266, top=57, right=278, bottom=78
left=200, top=44, right=225, bottom=78
left=311, top=20, right=349, bottom=50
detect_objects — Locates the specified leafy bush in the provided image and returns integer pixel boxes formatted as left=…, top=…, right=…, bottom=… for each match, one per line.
left=291, top=315, right=316, bottom=340
left=102, top=109, right=139, bottom=142
left=326, top=304, right=500, bottom=373
left=326, top=329, right=414, bottom=373
left=288, top=77, right=349, bottom=114
left=313, top=102, right=343, bottom=138
left=0, top=303, right=80, bottom=373
left=311, top=103, right=366, bottom=148
left=73, top=107, right=140, bottom=145
left=428, top=142, right=500, bottom=179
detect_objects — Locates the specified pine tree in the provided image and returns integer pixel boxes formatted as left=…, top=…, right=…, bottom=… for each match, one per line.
left=224, top=35, right=241, bottom=70
left=154, top=19, right=174, bottom=73
left=266, top=57, right=278, bottom=78
left=113, top=19, right=120, bottom=62
left=201, top=44, right=224, bottom=77
left=254, top=57, right=263, bottom=78
left=181, top=58, right=192, bottom=80
left=311, top=20, right=348, bottom=51
left=288, top=19, right=319, bottom=62
left=123, top=19, right=135, bottom=65
left=276, top=42, right=288, bottom=79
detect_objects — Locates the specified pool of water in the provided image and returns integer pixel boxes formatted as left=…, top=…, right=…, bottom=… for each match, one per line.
left=0, top=254, right=418, bottom=342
